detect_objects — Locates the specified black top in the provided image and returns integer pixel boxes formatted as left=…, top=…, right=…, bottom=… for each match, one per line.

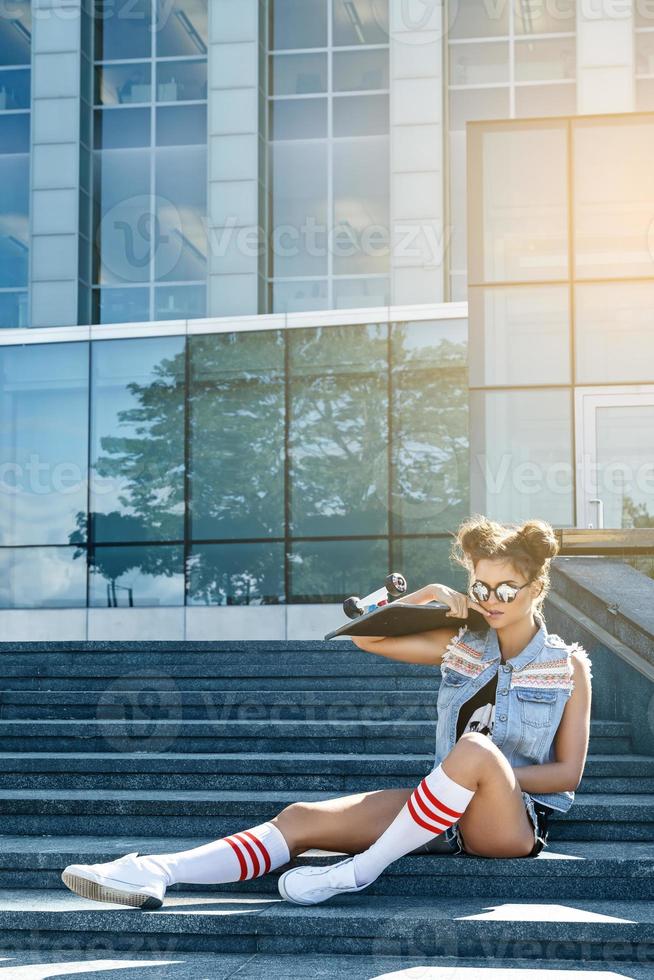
left=456, top=669, right=498, bottom=741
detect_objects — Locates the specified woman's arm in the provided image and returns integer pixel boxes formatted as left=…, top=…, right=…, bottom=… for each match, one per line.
left=350, top=582, right=484, bottom=667
left=512, top=649, right=593, bottom=794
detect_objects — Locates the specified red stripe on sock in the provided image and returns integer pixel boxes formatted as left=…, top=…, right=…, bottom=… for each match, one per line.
left=233, top=833, right=261, bottom=878
left=224, top=836, right=248, bottom=880
left=420, top=777, right=465, bottom=819
left=407, top=795, right=448, bottom=835
left=242, top=830, right=272, bottom=874
left=413, top=783, right=449, bottom=830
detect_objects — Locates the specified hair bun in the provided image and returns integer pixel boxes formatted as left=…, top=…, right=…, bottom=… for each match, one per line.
left=515, top=520, right=559, bottom=562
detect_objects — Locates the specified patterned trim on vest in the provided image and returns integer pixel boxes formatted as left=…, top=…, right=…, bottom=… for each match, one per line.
left=510, top=654, right=574, bottom=692
left=441, top=626, right=488, bottom=679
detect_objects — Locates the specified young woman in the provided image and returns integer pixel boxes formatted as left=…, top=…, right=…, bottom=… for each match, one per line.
left=61, top=515, right=592, bottom=909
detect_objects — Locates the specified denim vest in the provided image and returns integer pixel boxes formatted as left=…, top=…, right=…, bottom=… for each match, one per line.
left=434, top=610, right=589, bottom=813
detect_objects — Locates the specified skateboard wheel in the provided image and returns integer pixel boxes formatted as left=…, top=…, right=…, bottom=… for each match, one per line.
left=343, top=596, right=364, bottom=619
left=384, top=572, right=407, bottom=598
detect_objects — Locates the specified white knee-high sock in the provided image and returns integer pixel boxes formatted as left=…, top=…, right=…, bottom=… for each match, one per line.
left=142, top=821, right=291, bottom=887
left=352, top=763, right=476, bottom=887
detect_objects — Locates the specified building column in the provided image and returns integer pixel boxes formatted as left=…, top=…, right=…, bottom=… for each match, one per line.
left=29, top=0, right=85, bottom=327
left=206, top=0, right=263, bottom=316
left=577, top=0, right=635, bottom=114
left=389, top=0, right=445, bottom=305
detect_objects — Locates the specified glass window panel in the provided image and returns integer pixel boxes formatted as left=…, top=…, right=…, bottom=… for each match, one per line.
left=0, top=153, right=29, bottom=288
left=574, top=117, right=654, bottom=279
left=94, top=286, right=150, bottom=323
left=187, top=543, right=285, bottom=605
left=0, top=342, right=89, bottom=546
left=595, top=405, right=654, bottom=528
left=515, top=37, right=576, bottom=81
left=636, top=77, right=654, bottom=110
left=289, top=538, right=388, bottom=602
left=94, top=63, right=151, bottom=105
left=271, top=53, right=327, bottom=95
left=288, top=322, right=388, bottom=536
left=391, top=317, right=467, bottom=369
left=575, top=282, right=654, bottom=384
left=635, top=3, right=654, bottom=29
left=94, top=107, right=151, bottom=149
left=469, top=389, right=573, bottom=526
left=271, top=279, right=328, bottom=312
left=270, top=98, right=327, bottom=140
left=156, top=104, right=206, bottom=144
left=89, top=544, right=184, bottom=606
left=155, top=283, right=205, bottom=319
left=333, top=0, right=389, bottom=46
left=95, top=0, right=152, bottom=61
left=468, top=285, right=570, bottom=386
left=448, top=87, right=509, bottom=131
left=155, top=0, right=207, bottom=57
left=514, top=0, right=575, bottom=35
left=93, top=148, right=150, bottom=284
left=271, top=0, right=327, bottom=50
left=391, top=320, right=469, bottom=534
left=0, top=547, right=86, bottom=608
left=333, top=136, right=389, bottom=274
left=155, top=144, right=207, bottom=281
left=333, top=93, right=388, bottom=136
left=0, top=113, right=29, bottom=153
left=90, top=336, right=186, bottom=543
left=156, top=59, right=207, bottom=101
left=0, top=68, right=30, bottom=109
left=636, top=31, right=654, bottom=76
left=391, top=537, right=468, bottom=596
left=449, top=2, right=508, bottom=39
left=333, top=276, right=389, bottom=307
left=514, top=82, right=576, bottom=116
left=468, top=121, right=568, bottom=283
left=0, top=291, right=28, bottom=327
left=449, top=42, right=509, bottom=85
left=0, top=0, right=31, bottom=66
left=333, top=48, right=389, bottom=91
left=189, top=331, right=285, bottom=539
left=270, top=141, right=328, bottom=277
left=448, top=130, right=467, bottom=277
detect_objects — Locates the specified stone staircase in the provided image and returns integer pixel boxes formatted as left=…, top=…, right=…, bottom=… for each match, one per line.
left=0, top=639, right=653, bottom=976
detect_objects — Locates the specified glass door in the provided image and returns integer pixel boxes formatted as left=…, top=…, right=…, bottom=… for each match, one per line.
left=575, top=386, right=654, bottom=529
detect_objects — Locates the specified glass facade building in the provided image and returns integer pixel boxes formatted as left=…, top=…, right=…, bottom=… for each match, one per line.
left=0, top=0, right=653, bottom=637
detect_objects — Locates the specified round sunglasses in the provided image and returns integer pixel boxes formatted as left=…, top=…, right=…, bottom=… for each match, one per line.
left=468, top=579, right=533, bottom=604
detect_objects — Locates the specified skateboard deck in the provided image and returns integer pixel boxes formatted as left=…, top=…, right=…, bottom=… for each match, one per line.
left=324, top=601, right=489, bottom=640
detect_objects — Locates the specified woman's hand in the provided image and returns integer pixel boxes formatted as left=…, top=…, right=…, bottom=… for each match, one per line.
left=430, top=583, right=487, bottom=620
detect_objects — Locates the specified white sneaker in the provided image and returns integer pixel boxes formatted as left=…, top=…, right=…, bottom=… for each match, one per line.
left=277, top=857, right=370, bottom=906
left=61, top=852, right=168, bottom=909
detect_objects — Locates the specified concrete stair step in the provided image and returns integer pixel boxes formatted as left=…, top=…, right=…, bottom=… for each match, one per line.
left=0, top=719, right=631, bottom=760
left=0, top=790, right=650, bottom=839
left=0, top=647, right=440, bottom=682
left=0, top=751, right=650, bottom=793
left=0, top=889, right=651, bottom=961
left=4, top=949, right=654, bottom=979
left=4, top=836, right=654, bottom=900
left=0, top=689, right=447, bottom=721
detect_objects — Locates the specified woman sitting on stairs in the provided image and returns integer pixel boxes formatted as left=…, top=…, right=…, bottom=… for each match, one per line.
left=61, top=514, right=592, bottom=908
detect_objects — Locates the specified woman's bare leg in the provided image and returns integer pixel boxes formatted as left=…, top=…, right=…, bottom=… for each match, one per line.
left=273, top=732, right=537, bottom=860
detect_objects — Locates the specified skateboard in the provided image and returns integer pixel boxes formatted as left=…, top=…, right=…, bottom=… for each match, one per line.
left=325, top=571, right=488, bottom=640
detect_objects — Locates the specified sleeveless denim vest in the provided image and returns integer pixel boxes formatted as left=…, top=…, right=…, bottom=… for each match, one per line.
left=434, top=610, right=591, bottom=813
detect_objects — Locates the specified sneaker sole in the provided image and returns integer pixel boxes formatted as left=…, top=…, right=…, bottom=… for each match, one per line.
left=61, top=870, right=163, bottom=910
left=277, top=868, right=314, bottom=906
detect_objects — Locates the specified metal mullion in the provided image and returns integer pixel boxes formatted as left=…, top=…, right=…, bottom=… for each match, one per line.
left=508, top=0, right=515, bottom=117
left=327, top=0, right=333, bottom=309
left=150, top=0, right=156, bottom=321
